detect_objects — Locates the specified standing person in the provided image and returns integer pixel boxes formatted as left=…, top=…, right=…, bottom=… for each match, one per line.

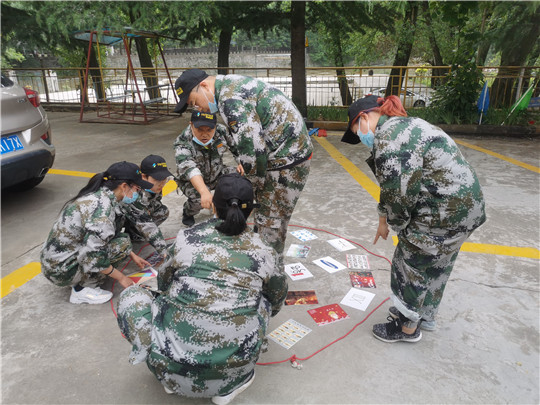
left=40, top=161, right=154, bottom=304
left=174, top=110, right=242, bottom=227
left=342, top=95, right=486, bottom=342
left=123, top=154, right=173, bottom=260
left=172, top=69, right=313, bottom=264
left=117, top=173, right=288, bottom=404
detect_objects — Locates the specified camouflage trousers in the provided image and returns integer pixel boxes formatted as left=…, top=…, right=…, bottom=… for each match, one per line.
left=178, top=179, right=218, bottom=217
left=390, top=226, right=474, bottom=323
left=254, top=159, right=311, bottom=265
left=117, top=285, right=261, bottom=398
left=44, top=233, right=131, bottom=288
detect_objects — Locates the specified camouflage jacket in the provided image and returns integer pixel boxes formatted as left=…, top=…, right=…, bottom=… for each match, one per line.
left=174, top=123, right=236, bottom=186
left=120, top=189, right=168, bottom=255
left=374, top=116, right=486, bottom=233
left=151, top=218, right=287, bottom=371
left=40, top=188, right=125, bottom=282
left=214, top=74, right=313, bottom=191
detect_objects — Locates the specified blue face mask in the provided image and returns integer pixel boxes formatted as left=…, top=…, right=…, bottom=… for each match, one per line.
left=122, top=190, right=139, bottom=204
left=193, top=136, right=213, bottom=147
left=357, top=118, right=375, bottom=149
left=145, top=189, right=156, bottom=194
left=203, top=88, right=219, bottom=114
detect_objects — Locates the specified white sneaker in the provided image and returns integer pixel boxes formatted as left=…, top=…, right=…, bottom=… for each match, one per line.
left=69, top=286, right=113, bottom=304
left=212, top=371, right=255, bottom=405
left=163, top=385, right=174, bottom=394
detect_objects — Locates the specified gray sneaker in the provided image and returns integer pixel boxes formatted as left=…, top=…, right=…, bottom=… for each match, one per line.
left=388, top=306, right=437, bottom=331
left=372, top=316, right=422, bottom=343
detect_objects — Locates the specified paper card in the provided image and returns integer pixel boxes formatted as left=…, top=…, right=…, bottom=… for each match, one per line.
left=286, top=244, right=311, bottom=258
left=340, top=288, right=376, bottom=311
left=307, top=303, right=349, bottom=326
left=346, top=254, right=370, bottom=269
left=312, top=256, right=346, bottom=273
left=128, top=267, right=157, bottom=284
left=349, top=271, right=376, bottom=288
left=145, top=251, right=165, bottom=267
left=327, top=238, right=356, bottom=252
left=290, top=229, right=318, bottom=242
left=267, top=319, right=312, bottom=350
left=284, top=263, right=314, bottom=280
left=285, top=290, right=319, bottom=305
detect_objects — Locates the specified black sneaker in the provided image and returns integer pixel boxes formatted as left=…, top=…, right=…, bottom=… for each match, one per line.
left=372, top=316, right=422, bottom=343
left=388, top=306, right=437, bottom=331
left=182, top=212, right=195, bottom=227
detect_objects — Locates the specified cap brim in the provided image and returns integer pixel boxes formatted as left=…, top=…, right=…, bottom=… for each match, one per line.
left=134, top=178, right=154, bottom=189
left=193, top=121, right=216, bottom=129
left=341, top=128, right=361, bottom=145
left=173, top=96, right=188, bottom=114
left=149, top=168, right=174, bottom=181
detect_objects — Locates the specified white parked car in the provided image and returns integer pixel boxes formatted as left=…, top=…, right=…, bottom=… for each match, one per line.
left=368, top=87, right=431, bottom=108
left=1, top=74, right=55, bottom=190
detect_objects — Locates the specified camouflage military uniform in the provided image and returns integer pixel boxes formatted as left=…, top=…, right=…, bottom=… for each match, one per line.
left=40, top=188, right=132, bottom=288
left=117, top=218, right=287, bottom=398
left=213, top=74, right=313, bottom=258
left=121, top=189, right=169, bottom=255
left=174, top=123, right=237, bottom=217
left=374, top=116, right=486, bottom=323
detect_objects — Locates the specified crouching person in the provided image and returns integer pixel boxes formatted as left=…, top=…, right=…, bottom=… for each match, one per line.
left=40, top=161, right=153, bottom=304
left=117, top=173, right=287, bottom=404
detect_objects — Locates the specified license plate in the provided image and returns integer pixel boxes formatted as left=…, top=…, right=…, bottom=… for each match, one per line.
left=1, top=134, right=24, bottom=155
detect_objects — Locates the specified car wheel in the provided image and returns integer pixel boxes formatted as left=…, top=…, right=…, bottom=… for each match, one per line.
left=8, top=175, right=46, bottom=192
left=413, top=100, right=426, bottom=107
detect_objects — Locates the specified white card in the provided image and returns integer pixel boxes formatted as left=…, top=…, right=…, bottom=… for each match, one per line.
left=286, top=244, right=311, bottom=258
left=340, top=288, right=375, bottom=311
left=290, top=229, right=318, bottom=242
left=346, top=254, right=370, bottom=269
left=327, top=238, right=356, bottom=252
left=268, top=319, right=312, bottom=350
left=284, top=263, right=314, bottom=281
left=312, top=256, right=346, bottom=273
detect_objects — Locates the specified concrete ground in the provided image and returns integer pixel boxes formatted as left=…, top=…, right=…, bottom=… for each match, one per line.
left=1, top=112, right=539, bottom=404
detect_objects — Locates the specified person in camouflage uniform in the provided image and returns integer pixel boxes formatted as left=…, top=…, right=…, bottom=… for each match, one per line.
left=174, top=110, right=241, bottom=227
left=40, top=161, right=154, bottom=304
left=172, top=69, right=313, bottom=263
left=122, top=155, right=173, bottom=258
left=342, top=95, right=486, bottom=343
left=117, top=174, right=287, bottom=403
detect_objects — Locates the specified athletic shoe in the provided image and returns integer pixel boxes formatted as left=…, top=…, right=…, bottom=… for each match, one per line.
left=372, top=316, right=422, bottom=343
left=69, top=286, right=113, bottom=304
left=182, top=212, right=195, bottom=227
left=211, top=371, right=255, bottom=405
left=163, top=385, right=174, bottom=394
left=388, top=306, right=437, bottom=331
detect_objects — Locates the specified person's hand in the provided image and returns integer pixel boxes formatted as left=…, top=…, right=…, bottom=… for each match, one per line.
left=374, top=217, right=389, bottom=245
left=119, top=274, right=135, bottom=289
left=131, top=253, right=150, bottom=269
left=200, top=190, right=213, bottom=210
left=236, top=163, right=245, bottom=176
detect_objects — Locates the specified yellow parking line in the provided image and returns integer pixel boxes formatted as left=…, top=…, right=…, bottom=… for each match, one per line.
left=49, top=168, right=95, bottom=178
left=314, top=136, right=539, bottom=260
left=1, top=262, right=42, bottom=299
left=455, top=140, right=540, bottom=174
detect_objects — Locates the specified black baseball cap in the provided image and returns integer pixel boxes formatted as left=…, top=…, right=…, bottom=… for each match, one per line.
left=140, top=155, right=174, bottom=180
left=173, top=69, right=209, bottom=114
left=341, top=95, right=381, bottom=145
left=105, top=161, right=153, bottom=189
left=213, top=173, right=256, bottom=211
left=191, top=111, right=217, bottom=129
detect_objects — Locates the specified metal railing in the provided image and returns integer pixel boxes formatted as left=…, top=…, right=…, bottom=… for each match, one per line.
left=5, top=65, right=538, bottom=110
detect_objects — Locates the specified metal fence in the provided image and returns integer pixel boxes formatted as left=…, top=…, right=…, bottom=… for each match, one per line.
left=5, top=65, right=538, bottom=110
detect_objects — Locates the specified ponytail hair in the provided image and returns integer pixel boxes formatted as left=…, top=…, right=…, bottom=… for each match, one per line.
left=61, top=171, right=128, bottom=211
left=376, top=95, right=408, bottom=117
left=215, top=198, right=251, bottom=236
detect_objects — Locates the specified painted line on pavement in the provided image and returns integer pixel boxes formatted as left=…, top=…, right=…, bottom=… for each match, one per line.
left=314, top=136, right=540, bottom=260
left=1, top=262, right=42, bottom=299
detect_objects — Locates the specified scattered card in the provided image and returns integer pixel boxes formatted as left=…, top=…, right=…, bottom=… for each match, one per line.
left=128, top=267, right=157, bottom=284
left=286, top=244, right=311, bottom=258
left=312, top=256, right=346, bottom=273
left=327, top=238, right=356, bottom=252
left=267, top=319, right=312, bottom=349
left=340, top=288, right=375, bottom=311
left=290, top=229, right=318, bottom=242
left=145, top=251, right=165, bottom=268
left=346, top=254, right=370, bottom=269
left=285, top=290, right=319, bottom=305
left=349, top=271, right=376, bottom=288
left=308, top=303, right=350, bottom=326
left=284, top=263, right=314, bottom=280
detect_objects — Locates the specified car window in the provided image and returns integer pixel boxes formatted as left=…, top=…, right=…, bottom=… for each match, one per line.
left=1, top=74, right=14, bottom=88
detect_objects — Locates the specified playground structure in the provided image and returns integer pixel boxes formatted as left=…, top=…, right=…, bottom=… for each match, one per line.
left=74, top=28, right=178, bottom=124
